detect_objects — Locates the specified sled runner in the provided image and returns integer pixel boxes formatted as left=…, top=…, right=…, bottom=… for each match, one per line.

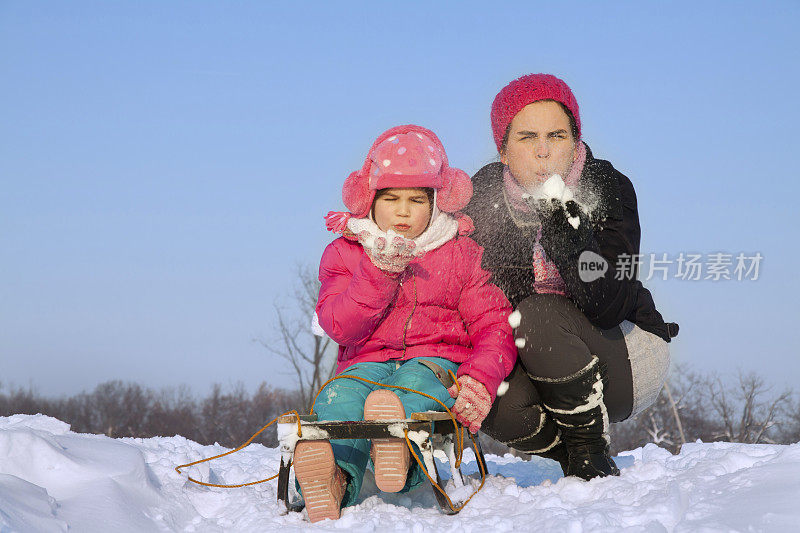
left=275, top=411, right=488, bottom=515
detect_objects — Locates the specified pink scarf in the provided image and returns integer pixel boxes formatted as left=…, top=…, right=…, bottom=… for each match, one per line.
left=502, top=142, right=587, bottom=296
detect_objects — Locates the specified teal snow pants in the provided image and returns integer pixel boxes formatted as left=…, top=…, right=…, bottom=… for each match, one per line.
left=310, top=357, right=459, bottom=508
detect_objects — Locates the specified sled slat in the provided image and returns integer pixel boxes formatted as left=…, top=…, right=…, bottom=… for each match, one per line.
left=278, top=414, right=318, bottom=424
left=410, top=411, right=453, bottom=421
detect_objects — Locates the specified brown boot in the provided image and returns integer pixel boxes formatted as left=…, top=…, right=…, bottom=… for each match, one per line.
left=293, top=440, right=347, bottom=523
left=364, top=389, right=410, bottom=493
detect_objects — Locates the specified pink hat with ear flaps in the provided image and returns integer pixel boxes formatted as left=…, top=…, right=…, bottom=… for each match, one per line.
left=342, top=125, right=473, bottom=218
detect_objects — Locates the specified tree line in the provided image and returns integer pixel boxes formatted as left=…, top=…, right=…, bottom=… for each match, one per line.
left=0, top=380, right=301, bottom=448
left=2, top=363, right=798, bottom=455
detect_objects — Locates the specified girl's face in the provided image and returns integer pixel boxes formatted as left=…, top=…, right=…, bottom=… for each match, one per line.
left=372, top=187, right=432, bottom=239
left=501, top=100, right=578, bottom=190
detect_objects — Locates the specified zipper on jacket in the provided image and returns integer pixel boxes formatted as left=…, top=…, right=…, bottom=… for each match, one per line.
left=401, top=273, right=417, bottom=359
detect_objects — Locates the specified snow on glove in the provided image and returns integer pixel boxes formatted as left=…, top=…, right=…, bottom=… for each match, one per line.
left=358, top=230, right=418, bottom=273
left=533, top=198, right=592, bottom=257
left=448, top=375, right=492, bottom=434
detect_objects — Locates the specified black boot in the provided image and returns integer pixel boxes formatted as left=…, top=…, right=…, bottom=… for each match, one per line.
left=537, top=441, right=570, bottom=475
left=531, top=356, right=620, bottom=481
left=501, top=404, right=569, bottom=475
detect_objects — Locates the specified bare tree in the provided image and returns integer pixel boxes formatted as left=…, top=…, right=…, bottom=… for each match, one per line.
left=663, top=382, right=686, bottom=447
left=88, top=381, right=151, bottom=437
left=779, top=394, right=800, bottom=444
left=143, top=385, right=199, bottom=439
left=644, top=410, right=675, bottom=448
left=706, top=371, right=792, bottom=444
left=257, top=264, right=337, bottom=410
left=611, top=365, right=795, bottom=454
left=0, top=382, right=49, bottom=416
left=611, top=364, right=708, bottom=454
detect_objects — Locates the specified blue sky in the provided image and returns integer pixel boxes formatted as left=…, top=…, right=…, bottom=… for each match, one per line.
left=2, top=1, right=799, bottom=397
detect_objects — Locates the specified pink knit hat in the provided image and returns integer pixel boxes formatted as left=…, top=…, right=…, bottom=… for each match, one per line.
left=341, top=125, right=473, bottom=218
left=490, top=73, right=581, bottom=151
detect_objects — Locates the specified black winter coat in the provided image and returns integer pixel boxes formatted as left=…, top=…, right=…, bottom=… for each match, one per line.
left=464, top=145, right=678, bottom=343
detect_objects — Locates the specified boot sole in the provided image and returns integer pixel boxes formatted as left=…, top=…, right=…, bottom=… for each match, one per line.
left=364, top=389, right=410, bottom=493
left=293, top=440, right=342, bottom=523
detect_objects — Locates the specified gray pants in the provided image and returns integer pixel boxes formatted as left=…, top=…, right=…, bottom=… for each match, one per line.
left=482, top=293, right=670, bottom=449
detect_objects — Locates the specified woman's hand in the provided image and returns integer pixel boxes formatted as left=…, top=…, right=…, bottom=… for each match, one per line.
left=534, top=198, right=592, bottom=256
left=357, top=230, right=417, bottom=273
left=448, top=376, right=492, bottom=434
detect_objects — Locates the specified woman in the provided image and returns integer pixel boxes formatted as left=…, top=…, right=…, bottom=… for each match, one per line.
left=464, top=73, right=679, bottom=481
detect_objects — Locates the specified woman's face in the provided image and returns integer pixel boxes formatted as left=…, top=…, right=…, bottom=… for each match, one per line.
left=501, top=100, right=578, bottom=190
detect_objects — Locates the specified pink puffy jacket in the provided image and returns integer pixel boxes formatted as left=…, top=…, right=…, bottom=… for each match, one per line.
left=316, top=235, right=517, bottom=401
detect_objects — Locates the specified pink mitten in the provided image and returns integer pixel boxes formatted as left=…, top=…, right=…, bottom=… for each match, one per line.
left=358, top=232, right=417, bottom=273
left=450, top=376, right=492, bottom=434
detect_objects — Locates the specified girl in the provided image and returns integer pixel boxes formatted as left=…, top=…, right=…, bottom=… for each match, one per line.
left=295, top=125, right=516, bottom=522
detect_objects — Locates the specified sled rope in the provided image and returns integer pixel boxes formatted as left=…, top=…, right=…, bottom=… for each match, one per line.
left=175, top=373, right=486, bottom=512
left=174, top=411, right=302, bottom=488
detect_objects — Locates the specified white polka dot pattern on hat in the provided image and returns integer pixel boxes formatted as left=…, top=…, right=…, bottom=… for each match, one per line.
left=369, top=130, right=445, bottom=183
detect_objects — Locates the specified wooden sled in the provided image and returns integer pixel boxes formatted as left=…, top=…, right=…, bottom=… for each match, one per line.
left=275, top=411, right=488, bottom=515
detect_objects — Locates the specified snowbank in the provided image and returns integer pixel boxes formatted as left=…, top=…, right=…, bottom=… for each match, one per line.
left=1, top=414, right=799, bottom=532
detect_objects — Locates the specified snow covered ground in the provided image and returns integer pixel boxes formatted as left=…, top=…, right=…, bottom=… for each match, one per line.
left=1, top=414, right=799, bottom=532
